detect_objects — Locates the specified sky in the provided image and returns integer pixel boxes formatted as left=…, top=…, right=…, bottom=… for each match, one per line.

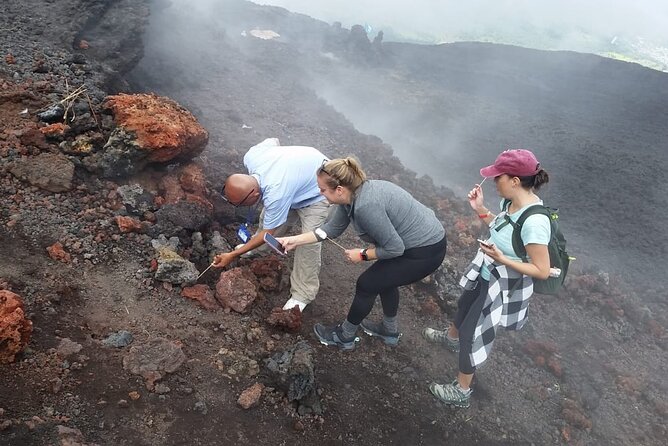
left=251, top=0, right=668, bottom=44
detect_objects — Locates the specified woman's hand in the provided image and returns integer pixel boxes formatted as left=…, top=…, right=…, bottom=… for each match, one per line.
left=276, top=236, right=298, bottom=252
left=467, top=184, right=486, bottom=212
left=479, top=241, right=505, bottom=263
left=344, top=248, right=364, bottom=264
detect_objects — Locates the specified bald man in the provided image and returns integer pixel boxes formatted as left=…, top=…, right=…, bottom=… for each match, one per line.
left=213, top=137, right=330, bottom=311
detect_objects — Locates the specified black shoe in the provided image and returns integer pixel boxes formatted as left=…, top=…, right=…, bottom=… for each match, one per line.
left=360, top=320, right=402, bottom=346
left=313, top=323, right=359, bottom=351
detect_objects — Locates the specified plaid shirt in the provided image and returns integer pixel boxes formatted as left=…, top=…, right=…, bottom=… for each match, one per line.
left=459, top=250, right=534, bottom=367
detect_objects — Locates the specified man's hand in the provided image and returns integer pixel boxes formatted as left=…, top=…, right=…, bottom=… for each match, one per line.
left=212, top=252, right=236, bottom=268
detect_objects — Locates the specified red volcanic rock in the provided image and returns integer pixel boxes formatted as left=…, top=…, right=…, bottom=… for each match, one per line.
left=115, top=215, right=143, bottom=233
left=5, top=53, right=16, bottom=64
left=237, top=382, right=264, bottom=409
left=159, top=165, right=213, bottom=214
left=181, top=284, right=220, bottom=311
left=179, top=164, right=207, bottom=196
left=0, top=290, right=33, bottom=363
left=248, top=257, right=284, bottom=291
left=47, top=242, right=71, bottom=263
left=104, top=93, right=208, bottom=163
left=215, top=268, right=258, bottom=313
left=40, top=123, right=70, bottom=136
left=266, top=306, right=302, bottom=332
left=159, top=174, right=185, bottom=205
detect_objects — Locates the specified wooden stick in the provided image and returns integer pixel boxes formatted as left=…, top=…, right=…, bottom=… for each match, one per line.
left=196, top=263, right=215, bottom=280
left=325, top=237, right=347, bottom=251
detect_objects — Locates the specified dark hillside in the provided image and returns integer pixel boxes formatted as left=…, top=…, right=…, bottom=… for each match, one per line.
left=307, top=41, right=668, bottom=282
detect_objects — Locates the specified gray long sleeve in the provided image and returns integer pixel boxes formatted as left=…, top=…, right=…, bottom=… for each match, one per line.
left=320, top=180, right=445, bottom=259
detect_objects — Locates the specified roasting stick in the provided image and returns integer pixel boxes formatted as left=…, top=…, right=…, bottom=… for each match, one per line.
left=315, top=228, right=346, bottom=252
left=196, top=262, right=215, bottom=280
left=478, top=176, right=486, bottom=187
left=325, top=237, right=347, bottom=251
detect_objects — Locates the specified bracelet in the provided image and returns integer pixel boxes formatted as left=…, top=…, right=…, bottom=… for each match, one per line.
left=478, top=213, right=490, bottom=219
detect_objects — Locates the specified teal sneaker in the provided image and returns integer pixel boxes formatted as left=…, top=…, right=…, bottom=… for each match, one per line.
left=422, top=327, right=460, bottom=352
left=429, top=380, right=471, bottom=408
left=360, top=320, right=402, bottom=346
left=313, top=323, right=359, bottom=351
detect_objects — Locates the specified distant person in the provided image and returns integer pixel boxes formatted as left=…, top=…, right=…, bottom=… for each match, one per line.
left=213, top=138, right=330, bottom=312
left=277, top=157, right=447, bottom=351
left=423, top=149, right=551, bottom=408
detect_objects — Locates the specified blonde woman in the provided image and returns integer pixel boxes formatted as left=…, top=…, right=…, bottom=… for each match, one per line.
left=279, top=158, right=447, bottom=350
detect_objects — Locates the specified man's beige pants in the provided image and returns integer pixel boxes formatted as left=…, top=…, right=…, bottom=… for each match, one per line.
left=258, top=200, right=330, bottom=304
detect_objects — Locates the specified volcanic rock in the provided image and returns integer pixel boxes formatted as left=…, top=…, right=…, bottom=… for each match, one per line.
left=154, top=200, right=212, bottom=236
left=46, top=242, right=72, bottom=263
left=154, top=248, right=199, bottom=285
left=215, top=267, right=258, bottom=313
left=101, top=330, right=133, bottom=348
left=248, top=257, right=284, bottom=291
left=82, top=93, right=208, bottom=177
left=9, top=152, right=74, bottom=192
left=237, top=382, right=264, bottom=409
left=266, top=306, right=301, bottom=332
left=0, top=290, right=33, bottom=363
left=122, top=338, right=186, bottom=390
left=181, top=284, right=220, bottom=311
left=265, top=341, right=321, bottom=415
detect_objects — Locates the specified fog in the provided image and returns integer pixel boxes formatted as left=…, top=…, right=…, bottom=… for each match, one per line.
left=254, top=0, right=668, bottom=44
left=131, top=0, right=668, bottom=284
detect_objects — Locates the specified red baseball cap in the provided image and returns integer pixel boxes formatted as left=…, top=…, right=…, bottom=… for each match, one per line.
left=480, top=149, right=541, bottom=178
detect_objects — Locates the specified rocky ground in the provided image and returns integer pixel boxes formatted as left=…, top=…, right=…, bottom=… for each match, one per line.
left=1, top=1, right=667, bottom=445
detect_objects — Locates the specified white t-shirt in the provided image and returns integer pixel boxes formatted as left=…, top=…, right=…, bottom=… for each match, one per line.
left=480, top=199, right=551, bottom=280
left=244, top=138, right=326, bottom=229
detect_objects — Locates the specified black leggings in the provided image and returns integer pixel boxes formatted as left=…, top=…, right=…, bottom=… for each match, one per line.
left=346, top=236, right=447, bottom=325
left=454, top=277, right=489, bottom=374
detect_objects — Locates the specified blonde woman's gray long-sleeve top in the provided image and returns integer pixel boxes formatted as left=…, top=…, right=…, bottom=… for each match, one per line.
left=320, top=180, right=445, bottom=259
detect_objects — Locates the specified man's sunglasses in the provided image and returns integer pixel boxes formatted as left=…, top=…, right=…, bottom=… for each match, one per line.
left=221, top=185, right=254, bottom=207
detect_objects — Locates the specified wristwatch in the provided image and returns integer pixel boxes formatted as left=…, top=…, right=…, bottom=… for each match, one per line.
left=360, top=248, right=369, bottom=261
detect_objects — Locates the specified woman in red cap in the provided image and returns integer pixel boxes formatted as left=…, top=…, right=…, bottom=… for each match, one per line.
left=424, top=149, right=552, bottom=408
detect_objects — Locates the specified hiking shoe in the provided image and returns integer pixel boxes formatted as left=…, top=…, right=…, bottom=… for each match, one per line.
left=282, top=296, right=307, bottom=312
left=429, top=380, right=471, bottom=408
left=313, top=323, right=359, bottom=351
left=422, top=327, right=460, bottom=352
left=360, top=320, right=402, bottom=346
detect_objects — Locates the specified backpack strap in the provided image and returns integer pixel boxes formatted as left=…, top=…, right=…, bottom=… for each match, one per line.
left=501, top=201, right=551, bottom=261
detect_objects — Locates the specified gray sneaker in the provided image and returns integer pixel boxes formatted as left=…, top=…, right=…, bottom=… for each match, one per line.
left=422, top=327, right=460, bottom=352
left=360, top=320, right=402, bottom=346
left=313, top=323, right=359, bottom=351
left=429, top=380, right=471, bottom=408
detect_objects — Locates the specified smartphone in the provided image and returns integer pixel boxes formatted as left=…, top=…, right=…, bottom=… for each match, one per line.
left=263, top=232, right=287, bottom=256
left=477, top=238, right=493, bottom=248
